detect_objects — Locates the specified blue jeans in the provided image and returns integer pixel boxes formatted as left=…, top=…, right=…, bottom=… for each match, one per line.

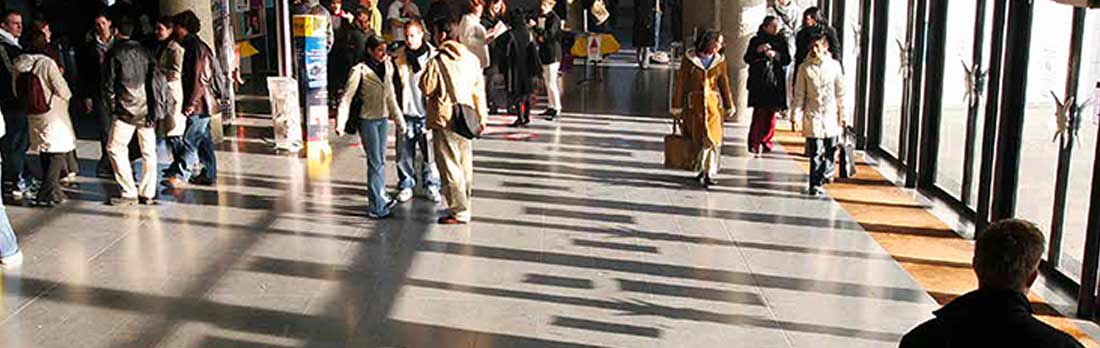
left=359, top=118, right=391, bottom=216
left=0, top=174, right=19, bottom=258
left=1, top=108, right=29, bottom=192
left=396, top=116, right=440, bottom=191
left=167, top=116, right=217, bottom=180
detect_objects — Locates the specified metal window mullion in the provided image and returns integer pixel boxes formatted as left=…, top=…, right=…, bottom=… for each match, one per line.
left=989, top=0, right=1033, bottom=220
left=961, top=0, right=989, bottom=206
left=919, top=0, right=948, bottom=188
left=1050, top=8, right=1087, bottom=274
left=975, top=0, right=1010, bottom=237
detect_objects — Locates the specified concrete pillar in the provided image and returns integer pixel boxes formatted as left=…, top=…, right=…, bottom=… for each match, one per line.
left=161, top=0, right=224, bottom=142
left=720, top=0, right=767, bottom=124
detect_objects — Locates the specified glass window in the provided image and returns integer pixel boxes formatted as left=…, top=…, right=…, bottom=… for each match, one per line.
left=1014, top=1, right=1075, bottom=256
left=1060, top=9, right=1100, bottom=278
left=842, top=0, right=863, bottom=126
left=880, top=0, right=909, bottom=158
left=934, top=0, right=979, bottom=200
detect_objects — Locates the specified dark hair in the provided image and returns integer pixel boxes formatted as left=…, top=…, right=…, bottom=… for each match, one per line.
left=806, top=26, right=829, bottom=49
left=803, top=7, right=824, bottom=25
left=32, top=19, right=48, bottom=32
left=694, top=30, right=721, bottom=54
left=364, top=34, right=384, bottom=51
left=114, top=18, right=136, bottom=38
left=173, top=10, right=201, bottom=34
left=759, top=15, right=777, bottom=33
left=975, top=219, right=1045, bottom=291
left=24, top=31, right=48, bottom=54
left=156, top=16, right=174, bottom=28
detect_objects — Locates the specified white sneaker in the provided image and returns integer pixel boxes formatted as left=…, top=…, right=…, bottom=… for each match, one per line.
left=1, top=251, right=24, bottom=267
left=425, top=188, right=442, bottom=203
left=396, top=189, right=414, bottom=203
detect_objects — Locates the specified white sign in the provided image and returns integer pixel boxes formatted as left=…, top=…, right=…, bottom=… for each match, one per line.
left=587, top=35, right=602, bottom=63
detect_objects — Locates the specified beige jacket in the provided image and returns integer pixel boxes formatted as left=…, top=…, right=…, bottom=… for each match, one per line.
left=13, top=54, right=75, bottom=154
left=337, top=60, right=406, bottom=131
left=419, top=41, right=488, bottom=132
left=792, top=53, right=846, bottom=139
left=454, top=14, right=490, bottom=69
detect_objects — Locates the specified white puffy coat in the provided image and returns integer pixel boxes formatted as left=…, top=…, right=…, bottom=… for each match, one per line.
left=13, top=54, right=75, bottom=154
left=792, top=53, right=846, bottom=139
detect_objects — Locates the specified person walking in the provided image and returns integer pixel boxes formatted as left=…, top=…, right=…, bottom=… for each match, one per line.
left=671, top=31, right=734, bottom=189
left=152, top=17, right=186, bottom=179
left=420, top=20, right=487, bottom=224
left=0, top=10, right=29, bottom=200
left=336, top=36, right=407, bottom=219
left=102, top=21, right=158, bottom=206
left=13, top=32, right=75, bottom=207
left=633, top=0, right=664, bottom=69
left=500, top=8, right=538, bottom=127
left=79, top=13, right=117, bottom=179
left=163, top=11, right=219, bottom=188
left=792, top=31, right=845, bottom=196
left=793, top=7, right=841, bottom=81
left=535, top=0, right=563, bottom=121
left=744, top=16, right=790, bottom=156
left=393, top=20, right=442, bottom=204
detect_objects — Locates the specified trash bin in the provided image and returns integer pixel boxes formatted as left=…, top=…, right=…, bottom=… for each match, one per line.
left=267, top=76, right=303, bottom=153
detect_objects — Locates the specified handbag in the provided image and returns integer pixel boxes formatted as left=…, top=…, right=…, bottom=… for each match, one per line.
left=664, top=117, right=694, bottom=170
left=838, top=131, right=858, bottom=179
left=440, top=64, right=483, bottom=139
left=344, top=96, right=362, bottom=135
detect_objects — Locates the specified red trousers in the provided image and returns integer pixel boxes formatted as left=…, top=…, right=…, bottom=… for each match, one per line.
left=749, top=107, right=778, bottom=153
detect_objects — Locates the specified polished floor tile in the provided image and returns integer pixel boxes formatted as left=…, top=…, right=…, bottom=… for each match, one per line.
left=0, top=66, right=943, bottom=348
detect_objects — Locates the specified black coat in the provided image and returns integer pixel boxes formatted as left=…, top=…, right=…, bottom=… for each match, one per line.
left=0, top=41, right=21, bottom=110
left=536, top=11, right=562, bottom=65
left=632, top=0, right=663, bottom=48
left=794, top=24, right=842, bottom=72
left=744, top=32, right=791, bottom=109
left=901, top=289, right=1084, bottom=348
left=328, top=26, right=369, bottom=93
left=500, top=14, right=540, bottom=102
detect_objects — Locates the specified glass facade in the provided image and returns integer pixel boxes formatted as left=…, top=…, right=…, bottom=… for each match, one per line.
left=934, top=0, right=979, bottom=200
left=1059, top=10, right=1100, bottom=278
left=880, top=0, right=909, bottom=157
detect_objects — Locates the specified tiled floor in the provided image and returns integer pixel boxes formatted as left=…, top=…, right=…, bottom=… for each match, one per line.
left=0, top=66, right=947, bottom=348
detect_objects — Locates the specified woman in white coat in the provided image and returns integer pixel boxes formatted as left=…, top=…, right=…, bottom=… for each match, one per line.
left=13, top=32, right=75, bottom=207
left=791, top=29, right=845, bottom=196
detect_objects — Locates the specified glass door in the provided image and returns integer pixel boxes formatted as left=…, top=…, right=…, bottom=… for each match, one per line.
left=879, top=0, right=913, bottom=159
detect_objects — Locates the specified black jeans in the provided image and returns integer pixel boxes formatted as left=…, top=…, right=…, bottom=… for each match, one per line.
left=93, top=99, right=112, bottom=173
left=805, top=136, right=837, bottom=190
left=38, top=152, right=67, bottom=203
left=1, top=108, right=28, bottom=192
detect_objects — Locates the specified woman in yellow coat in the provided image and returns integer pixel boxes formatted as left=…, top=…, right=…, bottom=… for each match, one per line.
left=671, top=31, right=735, bottom=188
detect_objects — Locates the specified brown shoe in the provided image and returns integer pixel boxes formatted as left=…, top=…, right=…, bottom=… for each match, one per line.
left=437, top=216, right=468, bottom=225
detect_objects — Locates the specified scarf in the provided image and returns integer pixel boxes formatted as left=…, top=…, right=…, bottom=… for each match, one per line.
left=406, top=44, right=429, bottom=73
left=365, top=55, right=386, bottom=81
left=699, top=53, right=715, bottom=69
left=0, top=29, right=20, bottom=48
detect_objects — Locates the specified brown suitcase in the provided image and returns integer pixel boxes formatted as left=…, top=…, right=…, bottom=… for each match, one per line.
left=664, top=118, right=695, bottom=170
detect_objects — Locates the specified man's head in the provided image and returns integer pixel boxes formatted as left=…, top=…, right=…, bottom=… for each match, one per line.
left=155, top=16, right=174, bottom=42
left=808, top=29, right=829, bottom=58
left=540, top=0, right=555, bottom=14
left=114, top=19, right=136, bottom=40
left=1, top=10, right=23, bottom=38
left=330, top=0, right=343, bottom=12
left=94, top=13, right=112, bottom=38
left=173, top=10, right=201, bottom=39
left=405, top=19, right=426, bottom=50
left=974, top=219, right=1046, bottom=293
left=354, top=10, right=371, bottom=31
left=802, top=7, right=821, bottom=28
left=432, top=16, right=456, bottom=44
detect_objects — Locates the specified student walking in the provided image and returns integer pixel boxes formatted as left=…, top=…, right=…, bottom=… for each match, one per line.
left=792, top=30, right=845, bottom=196
left=535, top=0, right=563, bottom=121
left=671, top=31, right=734, bottom=189
left=420, top=20, right=487, bottom=224
left=500, top=8, right=539, bottom=127
left=103, top=21, right=158, bottom=206
left=164, top=11, right=219, bottom=188
left=152, top=17, right=186, bottom=178
left=13, top=32, right=75, bottom=207
left=393, top=20, right=442, bottom=204
left=744, top=16, right=791, bottom=155
left=336, top=36, right=407, bottom=219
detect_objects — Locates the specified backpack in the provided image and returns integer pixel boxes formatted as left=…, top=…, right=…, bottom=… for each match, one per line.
left=17, top=60, right=50, bottom=114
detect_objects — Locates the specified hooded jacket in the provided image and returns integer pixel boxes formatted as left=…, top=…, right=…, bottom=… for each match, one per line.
left=12, top=54, right=75, bottom=154
left=419, top=41, right=488, bottom=132
left=671, top=51, right=735, bottom=148
left=901, top=288, right=1083, bottom=348
left=792, top=51, right=845, bottom=139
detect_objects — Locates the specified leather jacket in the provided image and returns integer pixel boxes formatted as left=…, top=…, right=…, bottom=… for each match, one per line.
left=179, top=34, right=217, bottom=116
left=102, top=39, right=155, bottom=126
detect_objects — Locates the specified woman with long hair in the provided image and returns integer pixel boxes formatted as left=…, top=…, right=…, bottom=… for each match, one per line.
left=671, top=31, right=734, bottom=188
left=482, top=0, right=508, bottom=114
left=744, top=16, right=791, bottom=155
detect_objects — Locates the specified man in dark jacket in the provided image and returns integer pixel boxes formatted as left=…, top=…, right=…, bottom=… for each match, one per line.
left=102, top=20, right=157, bottom=206
left=0, top=10, right=28, bottom=199
left=793, top=7, right=840, bottom=80
left=900, top=219, right=1084, bottom=348
left=79, top=13, right=118, bottom=178
left=163, top=10, right=218, bottom=188
left=328, top=9, right=370, bottom=98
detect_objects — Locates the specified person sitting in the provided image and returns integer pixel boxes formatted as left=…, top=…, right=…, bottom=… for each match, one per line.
left=901, top=219, right=1084, bottom=348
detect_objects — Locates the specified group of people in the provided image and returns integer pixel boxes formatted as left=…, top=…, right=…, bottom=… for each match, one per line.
left=671, top=6, right=842, bottom=195
left=325, top=0, right=564, bottom=223
left=0, top=8, right=222, bottom=208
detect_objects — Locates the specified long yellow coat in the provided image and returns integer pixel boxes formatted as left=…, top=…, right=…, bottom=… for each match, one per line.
left=671, top=53, right=735, bottom=148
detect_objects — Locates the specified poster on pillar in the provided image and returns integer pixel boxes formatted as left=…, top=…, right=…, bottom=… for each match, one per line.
left=293, top=14, right=331, bottom=145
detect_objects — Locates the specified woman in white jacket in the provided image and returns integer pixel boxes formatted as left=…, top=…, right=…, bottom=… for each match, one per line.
left=791, top=30, right=845, bottom=196
left=14, top=32, right=74, bottom=207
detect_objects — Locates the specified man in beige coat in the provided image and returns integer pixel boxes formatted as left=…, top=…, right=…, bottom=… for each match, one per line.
left=419, top=20, right=488, bottom=224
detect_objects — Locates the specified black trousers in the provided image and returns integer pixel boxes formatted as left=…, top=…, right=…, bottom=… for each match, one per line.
left=93, top=99, right=112, bottom=173
left=38, top=152, right=67, bottom=203
left=1, top=108, right=28, bottom=190
left=805, top=136, right=837, bottom=190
